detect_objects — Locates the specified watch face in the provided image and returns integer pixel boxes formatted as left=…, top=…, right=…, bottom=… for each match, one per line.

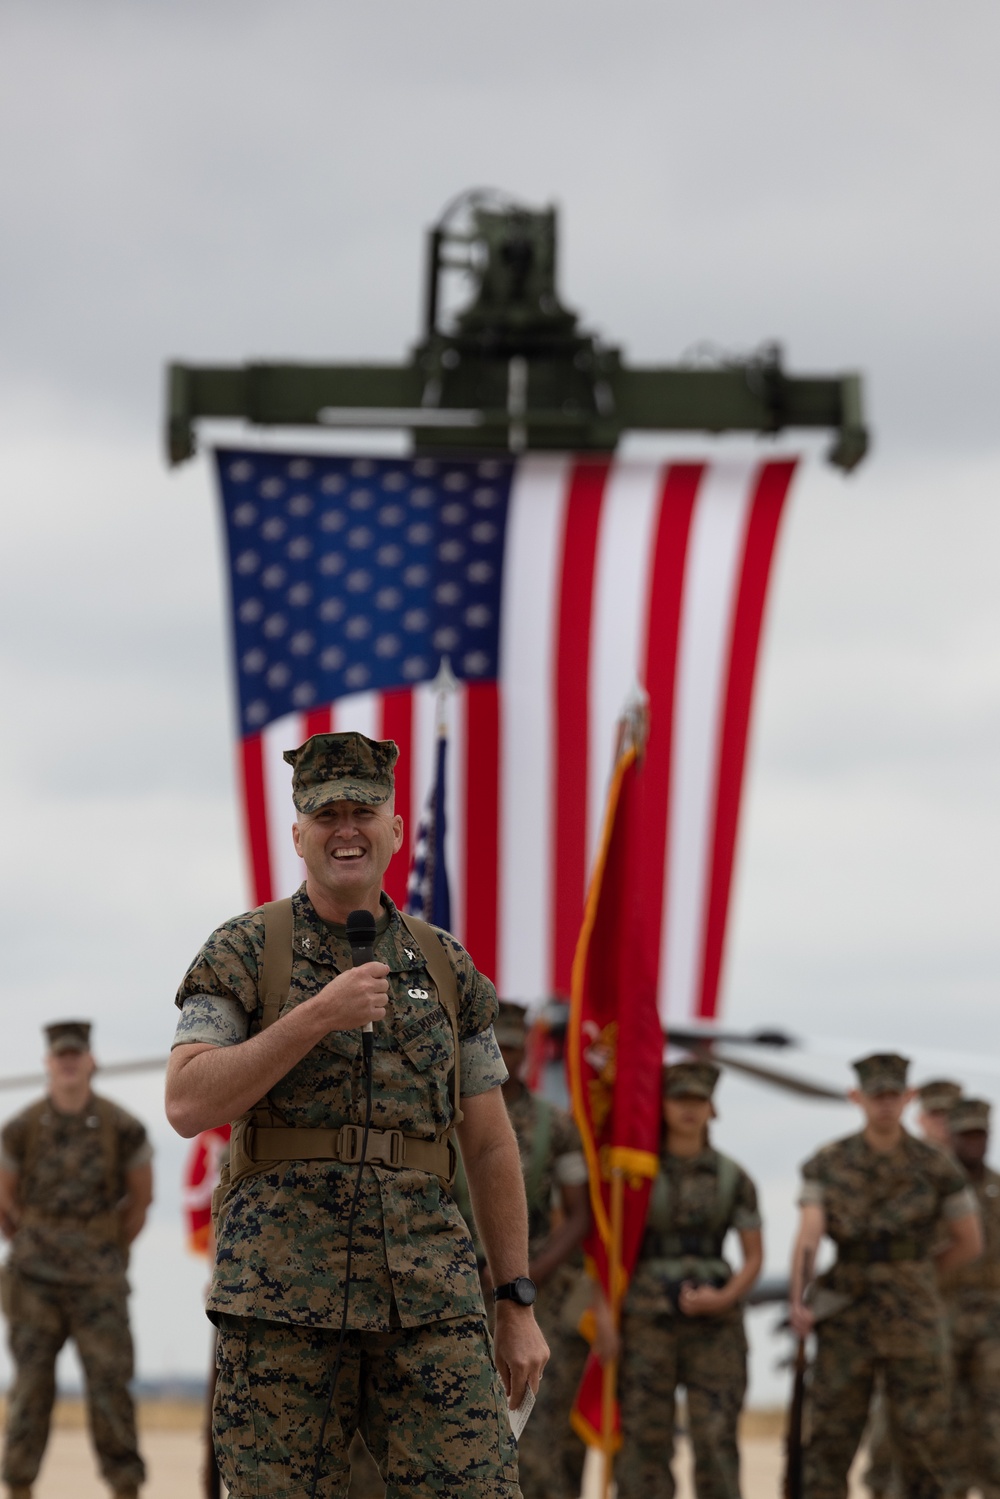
left=513, top=1277, right=537, bottom=1306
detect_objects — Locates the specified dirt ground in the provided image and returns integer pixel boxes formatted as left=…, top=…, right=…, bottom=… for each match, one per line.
left=4, top=1399, right=875, bottom=1498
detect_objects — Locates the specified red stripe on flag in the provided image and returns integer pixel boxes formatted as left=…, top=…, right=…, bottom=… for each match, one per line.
left=240, top=735, right=272, bottom=906
left=637, top=465, right=704, bottom=995
left=303, top=707, right=333, bottom=739
left=380, top=690, right=413, bottom=909
left=696, top=460, right=796, bottom=1018
left=463, top=682, right=500, bottom=980
left=551, top=458, right=611, bottom=996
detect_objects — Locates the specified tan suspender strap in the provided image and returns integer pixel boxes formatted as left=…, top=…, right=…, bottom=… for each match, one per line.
left=261, top=897, right=295, bottom=1031
left=397, top=912, right=463, bottom=1134
left=247, top=897, right=296, bottom=1132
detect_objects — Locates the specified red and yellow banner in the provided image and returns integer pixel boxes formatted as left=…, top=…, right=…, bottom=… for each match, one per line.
left=568, top=703, right=666, bottom=1454
left=183, top=1124, right=230, bottom=1255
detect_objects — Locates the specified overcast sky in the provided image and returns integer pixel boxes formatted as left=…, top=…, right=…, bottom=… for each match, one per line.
left=0, top=0, right=998, bottom=1408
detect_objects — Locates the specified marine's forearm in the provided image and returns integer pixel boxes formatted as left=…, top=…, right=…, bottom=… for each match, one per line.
left=165, top=1004, right=332, bottom=1136
left=464, top=1130, right=530, bottom=1284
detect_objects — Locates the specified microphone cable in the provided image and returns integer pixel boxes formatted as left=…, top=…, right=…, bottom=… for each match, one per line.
left=307, top=1028, right=374, bottom=1499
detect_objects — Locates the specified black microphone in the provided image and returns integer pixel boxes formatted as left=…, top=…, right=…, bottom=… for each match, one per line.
left=346, top=909, right=379, bottom=1046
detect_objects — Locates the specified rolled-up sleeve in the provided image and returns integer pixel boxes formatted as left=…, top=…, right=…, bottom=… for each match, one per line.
left=943, top=1185, right=979, bottom=1221
left=458, top=1026, right=508, bottom=1096
left=172, top=994, right=251, bottom=1050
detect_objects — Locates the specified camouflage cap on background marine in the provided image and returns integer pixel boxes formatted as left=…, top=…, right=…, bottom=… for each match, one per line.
left=949, top=1097, right=991, bottom=1135
left=663, top=1060, right=720, bottom=1099
left=917, top=1078, right=963, bottom=1113
left=852, top=1052, right=909, bottom=1095
left=494, top=1001, right=529, bottom=1049
left=283, top=732, right=398, bottom=814
left=45, top=1020, right=92, bottom=1054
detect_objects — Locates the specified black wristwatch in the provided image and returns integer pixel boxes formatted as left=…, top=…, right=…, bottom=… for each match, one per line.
left=492, top=1276, right=537, bottom=1307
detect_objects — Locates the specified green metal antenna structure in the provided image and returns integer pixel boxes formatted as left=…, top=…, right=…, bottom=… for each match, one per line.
left=165, top=189, right=868, bottom=470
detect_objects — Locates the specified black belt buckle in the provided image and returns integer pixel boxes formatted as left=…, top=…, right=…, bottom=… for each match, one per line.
left=339, top=1125, right=404, bottom=1167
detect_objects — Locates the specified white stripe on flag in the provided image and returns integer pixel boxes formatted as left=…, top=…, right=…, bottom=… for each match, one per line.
left=661, top=462, right=755, bottom=1024
left=262, top=711, right=305, bottom=897
left=332, top=693, right=380, bottom=740
left=497, top=455, right=570, bottom=1000
left=587, top=460, right=663, bottom=874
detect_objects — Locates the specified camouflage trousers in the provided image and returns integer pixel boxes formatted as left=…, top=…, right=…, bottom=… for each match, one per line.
left=516, top=1267, right=589, bottom=1499
left=0, top=1269, right=144, bottom=1490
left=804, top=1302, right=951, bottom=1499
left=861, top=1383, right=898, bottom=1496
left=943, top=1293, right=1000, bottom=1499
left=615, top=1304, right=748, bottom=1499
left=214, top=1312, right=521, bottom=1498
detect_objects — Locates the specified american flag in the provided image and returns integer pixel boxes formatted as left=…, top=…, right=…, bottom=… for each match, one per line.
left=215, top=448, right=796, bottom=1023
left=405, top=711, right=452, bottom=929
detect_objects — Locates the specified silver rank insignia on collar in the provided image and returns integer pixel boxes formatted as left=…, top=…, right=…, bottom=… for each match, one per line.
left=302, top=936, right=313, bottom=951
left=404, top=948, right=417, bottom=962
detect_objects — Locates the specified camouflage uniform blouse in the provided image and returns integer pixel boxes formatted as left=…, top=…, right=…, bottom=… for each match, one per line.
left=941, top=1169, right=1000, bottom=1349
left=940, top=1165, right=1000, bottom=1301
left=626, top=1145, right=761, bottom=1320
left=173, top=888, right=503, bottom=1332
left=0, top=1094, right=151, bottom=1285
left=800, top=1130, right=975, bottom=1340
left=457, top=1088, right=587, bottom=1264
left=506, top=1090, right=587, bottom=1259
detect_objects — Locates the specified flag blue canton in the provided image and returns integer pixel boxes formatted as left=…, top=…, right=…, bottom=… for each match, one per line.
left=216, top=450, right=514, bottom=734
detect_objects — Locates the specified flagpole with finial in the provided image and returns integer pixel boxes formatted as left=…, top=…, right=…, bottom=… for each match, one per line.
left=432, top=654, right=459, bottom=738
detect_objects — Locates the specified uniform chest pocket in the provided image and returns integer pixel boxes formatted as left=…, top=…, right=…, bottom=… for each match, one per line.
left=396, top=1003, right=453, bottom=1074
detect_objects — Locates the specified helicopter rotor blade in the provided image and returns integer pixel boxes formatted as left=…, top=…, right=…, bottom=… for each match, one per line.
left=668, top=1025, right=797, bottom=1050
left=686, top=1045, right=847, bottom=1102
left=0, top=1056, right=169, bottom=1093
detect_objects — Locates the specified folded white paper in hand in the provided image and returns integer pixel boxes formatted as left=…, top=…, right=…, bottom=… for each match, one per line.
left=507, top=1384, right=536, bottom=1442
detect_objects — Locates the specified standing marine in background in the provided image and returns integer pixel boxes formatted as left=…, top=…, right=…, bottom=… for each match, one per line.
left=863, top=1077, right=965, bottom=1499
left=0, top=1022, right=153, bottom=1499
left=940, top=1097, right=1000, bottom=1499
left=485, top=1002, right=591, bottom=1499
left=594, top=1060, right=763, bottom=1499
left=791, top=1053, right=981, bottom=1499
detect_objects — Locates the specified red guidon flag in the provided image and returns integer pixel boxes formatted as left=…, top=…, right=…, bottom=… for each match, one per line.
left=183, top=1125, right=231, bottom=1255
left=568, top=701, right=666, bottom=1453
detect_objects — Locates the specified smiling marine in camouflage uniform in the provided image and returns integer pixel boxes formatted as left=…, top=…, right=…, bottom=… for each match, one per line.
left=166, top=732, right=548, bottom=1499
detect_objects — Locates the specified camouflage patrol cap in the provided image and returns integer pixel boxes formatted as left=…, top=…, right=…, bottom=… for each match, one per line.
left=852, top=1052, right=909, bottom=1095
left=663, top=1060, right=720, bottom=1100
left=949, top=1097, right=991, bottom=1135
left=283, top=732, right=398, bottom=814
left=44, top=1020, right=91, bottom=1055
left=917, top=1078, right=963, bottom=1113
left=494, top=1001, right=529, bottom=1049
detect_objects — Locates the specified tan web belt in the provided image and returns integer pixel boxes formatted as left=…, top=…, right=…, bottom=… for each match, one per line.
left=250, top=1124, right=454, bottom=1179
